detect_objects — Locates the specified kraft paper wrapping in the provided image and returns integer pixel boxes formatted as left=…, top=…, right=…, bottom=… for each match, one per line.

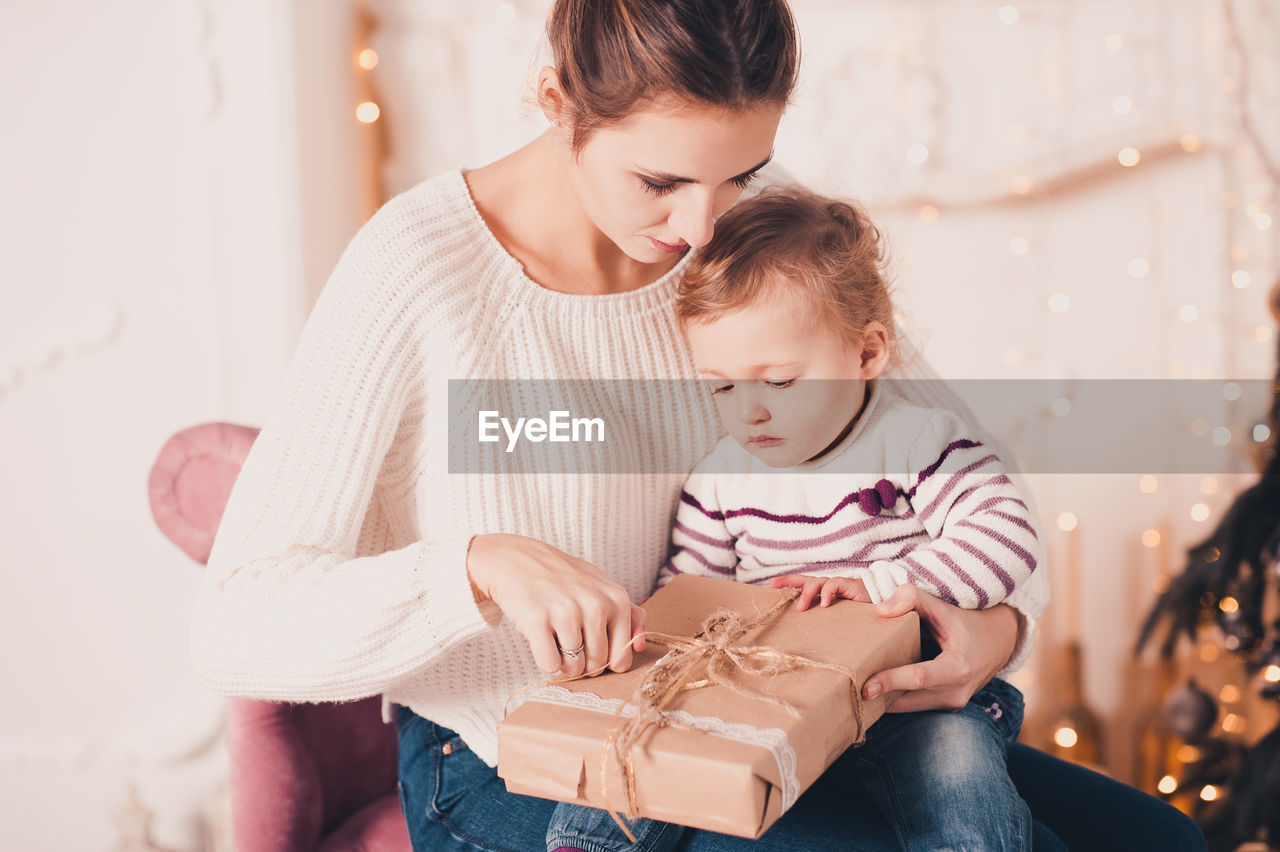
left=497, top=575, right=921, bottom=839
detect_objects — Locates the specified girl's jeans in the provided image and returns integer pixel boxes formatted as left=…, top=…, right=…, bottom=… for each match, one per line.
left=397, top=679, right=1056, bottom=851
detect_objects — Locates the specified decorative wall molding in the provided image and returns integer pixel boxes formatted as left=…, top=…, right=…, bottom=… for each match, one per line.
left=0, top=705, right=224, bottom=770
left=0, top=305, right=126, bottom=402
left=176, top=1, right=221, bottom=119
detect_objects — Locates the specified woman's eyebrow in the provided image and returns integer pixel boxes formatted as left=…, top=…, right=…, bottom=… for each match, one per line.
left=636, top=153, right=774, bottom=185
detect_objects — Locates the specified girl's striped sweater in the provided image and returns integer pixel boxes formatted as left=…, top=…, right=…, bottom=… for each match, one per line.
left=660, top=381, right=1040, bottom=616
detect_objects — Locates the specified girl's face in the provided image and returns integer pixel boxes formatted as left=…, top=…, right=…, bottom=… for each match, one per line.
left=686, top=298, right=887, bottom=468
left=565, top=99, right=784, bottom=262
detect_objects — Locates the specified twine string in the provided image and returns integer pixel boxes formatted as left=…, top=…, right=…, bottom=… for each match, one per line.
left=600, top=589, right=867, bottom=841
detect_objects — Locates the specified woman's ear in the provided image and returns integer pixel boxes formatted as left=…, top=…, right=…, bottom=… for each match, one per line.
left=858, top=321, right=891, bottom=379
left=536, top=66, right=568, bottom=132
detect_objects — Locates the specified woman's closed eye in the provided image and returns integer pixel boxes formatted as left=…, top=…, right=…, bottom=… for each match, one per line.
left=640, top=178, right=678, bottom=197
left=639, top=170, right=759, bottom=198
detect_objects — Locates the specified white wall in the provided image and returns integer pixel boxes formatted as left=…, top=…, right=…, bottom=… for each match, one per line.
left=0, top=1, right=365, bottom=849
left=1, top=1, right=1277, bottom=847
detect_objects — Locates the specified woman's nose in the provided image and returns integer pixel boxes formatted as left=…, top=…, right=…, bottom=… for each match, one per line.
left=670, top=192, right=716, bottom=248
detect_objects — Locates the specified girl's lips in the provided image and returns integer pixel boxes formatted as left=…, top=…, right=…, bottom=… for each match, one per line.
left=748, top=436, right=782, bottom=446
left=648, top=236, right=690, bottom=254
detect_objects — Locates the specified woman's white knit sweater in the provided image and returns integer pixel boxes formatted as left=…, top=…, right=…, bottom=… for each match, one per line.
left=189, top=169, right=1049, bottom=768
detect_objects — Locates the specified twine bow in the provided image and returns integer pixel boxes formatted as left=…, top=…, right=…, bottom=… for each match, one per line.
left=597, top=588, right=867, bottom=841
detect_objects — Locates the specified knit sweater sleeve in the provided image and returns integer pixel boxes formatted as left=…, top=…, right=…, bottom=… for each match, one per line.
left=657, top=454, right=739, bottom=587
left=885, top=345, right=1049, bottom=673
left=189, top=194, right=496, bottom=702
left=853, top=412, right=1040, bottom=613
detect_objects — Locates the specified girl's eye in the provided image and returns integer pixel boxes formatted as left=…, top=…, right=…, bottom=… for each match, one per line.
left=711, top=383, right=735, bottom=395
left=640, top=179, right=677, bottom=197
left=731, top=172, right=759, bottom=190
left=765, top=379, right=795, bottom=389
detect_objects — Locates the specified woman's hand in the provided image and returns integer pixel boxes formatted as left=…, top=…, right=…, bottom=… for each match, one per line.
left=466, top=533, right=646, bottom=678
left=861, top=584, right=1019, bottom=713
left=769, top=574, right=871, bottom=609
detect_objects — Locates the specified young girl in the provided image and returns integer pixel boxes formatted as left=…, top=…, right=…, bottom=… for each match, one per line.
left=547, top=187, right=1039, bottom=851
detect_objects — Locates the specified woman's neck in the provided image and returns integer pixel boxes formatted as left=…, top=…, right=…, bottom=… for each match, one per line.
left=465, top=133, right=681, bottom=295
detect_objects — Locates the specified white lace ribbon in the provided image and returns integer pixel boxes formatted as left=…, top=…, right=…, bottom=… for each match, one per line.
left=509, top=682, right=801, bottom=812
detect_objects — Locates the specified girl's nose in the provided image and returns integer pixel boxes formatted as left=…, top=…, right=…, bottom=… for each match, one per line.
left=737, top=394, right=770, bottom=425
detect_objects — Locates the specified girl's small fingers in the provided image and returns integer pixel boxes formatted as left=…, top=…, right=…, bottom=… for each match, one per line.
left=796, top=578, right=825, bottom=611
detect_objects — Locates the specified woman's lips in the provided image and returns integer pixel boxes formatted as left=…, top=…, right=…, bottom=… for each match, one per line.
left=748, top=436, right=782, bottom=447
left=647, top=236, right=690, bottom=254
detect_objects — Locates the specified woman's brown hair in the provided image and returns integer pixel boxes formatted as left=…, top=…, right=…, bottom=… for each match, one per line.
left=678, top=186, right=897, bottom=359
left=545, top=0, right=799, bottom=153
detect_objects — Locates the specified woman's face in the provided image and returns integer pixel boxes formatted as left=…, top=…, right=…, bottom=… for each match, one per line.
left=565, top=99, right=784, bottom=262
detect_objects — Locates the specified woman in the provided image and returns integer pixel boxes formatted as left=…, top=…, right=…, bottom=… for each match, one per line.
left=190, top=1, right=1205, bottom=849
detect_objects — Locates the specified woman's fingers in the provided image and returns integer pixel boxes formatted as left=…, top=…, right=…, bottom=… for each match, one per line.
left=528, top=624, right=566, bottom=674
left=862, top=584, right=945, bottom=701
left=878, top=682, right=969, bottom=714
left=861, top=657, right=968, bottom=711
left=576, top=602, right=609, bottom=675
left=602, top=592, right=635, bottom=674
left=603, top=605, right=650, bottom=673
left=465, top=534, right=653, bottom=679
left=874, top=583, right=948, bottom=639
left=552, top=624, right=588, bottom=677
left=859, top=583, right=1019, bottom=714
left=625, top=603, right=647, bottom=657
left=874, top=582, right=923, bottom=617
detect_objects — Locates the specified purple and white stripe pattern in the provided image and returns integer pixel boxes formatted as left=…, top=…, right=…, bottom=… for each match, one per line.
left=658, top=393, right=1039, bottom=611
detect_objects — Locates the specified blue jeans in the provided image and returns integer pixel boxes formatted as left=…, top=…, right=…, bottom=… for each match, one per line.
left=546, top=678, right=1030, bottom=852
left=396, top=700, right=1207, bottom=851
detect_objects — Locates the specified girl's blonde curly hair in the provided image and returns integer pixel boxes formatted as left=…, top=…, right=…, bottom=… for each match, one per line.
left=678, top=186, right=897, bottom=362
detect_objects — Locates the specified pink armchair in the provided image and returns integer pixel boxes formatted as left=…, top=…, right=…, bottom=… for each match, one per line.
left=149, top=423, right=411, bottom=852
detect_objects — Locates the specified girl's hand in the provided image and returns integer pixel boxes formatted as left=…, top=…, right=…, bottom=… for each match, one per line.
left=860, top=584, right=1019, bottom=713
left=466, top=533, right=646, bottom=678
left=769, top=574, right=871, bottom=610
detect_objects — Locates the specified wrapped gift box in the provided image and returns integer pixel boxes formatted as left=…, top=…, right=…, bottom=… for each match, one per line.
left=497, top=574, right=921, bottom=839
